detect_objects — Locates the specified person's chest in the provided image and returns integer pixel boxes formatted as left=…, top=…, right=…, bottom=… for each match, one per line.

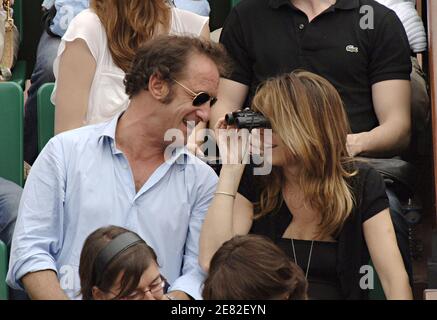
left=245, top=9, right=370, bottom=91
left=60, top=152, right=193, bottom=261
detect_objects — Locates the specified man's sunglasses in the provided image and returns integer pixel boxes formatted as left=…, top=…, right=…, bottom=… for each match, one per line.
left=173, top=79, right=217, bottom=107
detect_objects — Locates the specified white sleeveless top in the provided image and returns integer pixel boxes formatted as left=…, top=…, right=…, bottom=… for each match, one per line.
left=52, top=8, right=208, bottom=126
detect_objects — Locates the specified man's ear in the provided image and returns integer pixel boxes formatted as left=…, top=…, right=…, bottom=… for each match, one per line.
left=148, top=72, right=170, bottom=101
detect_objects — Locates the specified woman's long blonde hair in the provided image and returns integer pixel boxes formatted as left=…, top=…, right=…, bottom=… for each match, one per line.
left=252, top=70, right=357, bottom=239
left=91, top=0, right=171, bottom=72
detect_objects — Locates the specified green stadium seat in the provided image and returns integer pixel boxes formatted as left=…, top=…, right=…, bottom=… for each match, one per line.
left=231, top=0, right=240, bottom=6
left=37, top=83, right=55, bottom=153
left=0, top=240, right=8, bottom=300
left=10, top=60, right=27, bottom=89
left=0, top=82, right=24, bottom=187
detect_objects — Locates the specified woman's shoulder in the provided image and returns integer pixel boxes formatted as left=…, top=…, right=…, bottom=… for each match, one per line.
left=352, top=160, right=377, bottom=175
left=63, top=8, right=104, bottom=41
left=348, top=160, right=390, bottom=222
left=60, top=8, right=106, bottom=59
left=68, top=8, right=101, bottom=27
left=350, top=160, right=385, bottom=185
left=170, top=7, right=209, bottom=36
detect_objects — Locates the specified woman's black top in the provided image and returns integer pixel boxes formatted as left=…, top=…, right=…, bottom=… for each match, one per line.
left=277, top=238, right=341, bottom=300
left=237, top=162, right=389, bottom=300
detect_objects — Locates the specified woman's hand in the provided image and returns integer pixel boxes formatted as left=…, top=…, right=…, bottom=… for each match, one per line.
left=186, top=136, right=205, bottom=158
left=187, top=121, right=207, bottom=157
left=214, top=117, right=250, bottom=169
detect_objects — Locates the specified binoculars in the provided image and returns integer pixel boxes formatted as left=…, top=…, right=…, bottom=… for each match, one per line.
left=225, top=108, right=271, bottom=130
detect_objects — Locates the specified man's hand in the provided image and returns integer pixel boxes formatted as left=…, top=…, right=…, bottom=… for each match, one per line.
left=346, top=133, right=365, bottom=157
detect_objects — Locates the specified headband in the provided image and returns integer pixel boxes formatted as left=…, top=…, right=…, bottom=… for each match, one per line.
left=93, top=232, right=144, bottom=285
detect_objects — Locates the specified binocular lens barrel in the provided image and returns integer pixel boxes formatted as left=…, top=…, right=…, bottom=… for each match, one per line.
left=224, top=110, right=271, bottom=129
left=224, top=113, right=235, bottom=125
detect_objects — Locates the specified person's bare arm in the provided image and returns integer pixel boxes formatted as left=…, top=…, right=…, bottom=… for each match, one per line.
left=347, top=80, right=411, bottom=157
left=22, top=270, right=69, bottom=300
left=208, top=79, right=249, bottom=130
left=54, top=39, right=96, bottom=134
left=363, top=209, right=412, bottom=300
left=199, top=119, right=253, bottom=271
left=199, top=167, right=254, bottom=272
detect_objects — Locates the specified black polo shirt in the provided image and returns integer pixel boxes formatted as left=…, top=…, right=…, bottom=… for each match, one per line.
left=220, top=0, right=412, bottom=133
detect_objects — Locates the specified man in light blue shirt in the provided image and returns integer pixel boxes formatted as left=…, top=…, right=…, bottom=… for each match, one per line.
left=7, top=36, right=229, bottom=300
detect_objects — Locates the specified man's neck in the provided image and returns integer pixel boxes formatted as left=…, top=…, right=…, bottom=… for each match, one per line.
left=291, top=0, right=336, bottom=21
left=115, top=102, right=164, bottom=162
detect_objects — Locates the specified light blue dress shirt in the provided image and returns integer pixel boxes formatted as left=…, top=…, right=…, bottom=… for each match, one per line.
left=42, top=0, right=55, bottom=10
left=174, top=0, right=210, bottom=16
left=7, top=114, right=218, bottom=299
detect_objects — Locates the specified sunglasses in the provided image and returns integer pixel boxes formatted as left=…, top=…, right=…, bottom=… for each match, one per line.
left=173, top=79, right=218, bottom=107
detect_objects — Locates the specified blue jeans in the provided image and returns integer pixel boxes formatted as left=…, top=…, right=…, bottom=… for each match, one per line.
left=23, top=31, right=61, bottom=165
left=386, top=187, right=413, bottom=284
left=0, top=178, right=22, bottom=248
left=174, top=0, right=210, bottom=16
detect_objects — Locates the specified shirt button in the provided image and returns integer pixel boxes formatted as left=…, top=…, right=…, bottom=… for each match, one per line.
left=298, top=23, right=305, bottom=30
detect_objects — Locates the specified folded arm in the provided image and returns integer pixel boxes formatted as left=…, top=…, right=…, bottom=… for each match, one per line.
left=22, top=270, right=69, bottom=300
left=7, top=138, right=67, bottom=299
left=208, top=78, right=249, bottom=130
left=347, top=79, right=411, bottom=157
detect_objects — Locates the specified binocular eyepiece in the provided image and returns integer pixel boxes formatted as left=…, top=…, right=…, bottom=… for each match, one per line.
left=225, top=108, right=271, bottom=130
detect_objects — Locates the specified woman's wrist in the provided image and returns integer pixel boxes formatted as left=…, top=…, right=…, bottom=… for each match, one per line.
left=221, top=163, right=246, bottom=172
left=217, top=165, right=245, bottom=195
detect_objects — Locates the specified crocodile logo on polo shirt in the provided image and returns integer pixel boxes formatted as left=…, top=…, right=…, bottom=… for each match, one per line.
left=346, top=45, right=359, bottom=53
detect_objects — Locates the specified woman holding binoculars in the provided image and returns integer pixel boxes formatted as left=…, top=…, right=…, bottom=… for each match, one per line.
left=199, top=70, right=412, bottom=300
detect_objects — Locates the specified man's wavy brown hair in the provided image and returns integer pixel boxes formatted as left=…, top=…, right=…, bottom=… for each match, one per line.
left=91, top=0, right=171, bottom=72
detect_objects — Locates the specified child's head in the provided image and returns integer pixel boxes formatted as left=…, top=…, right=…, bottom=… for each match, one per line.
left=203, top=234, right=308, bottom=300
left=79, top=225, right=164, bottom=300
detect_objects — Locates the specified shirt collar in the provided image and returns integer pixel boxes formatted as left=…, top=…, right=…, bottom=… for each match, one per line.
left=269, top=0, right=359, bottom=11
left=99, top=111, right=191, bottom=164
left=164, top=146, right=191, bottom=167
left=99, top=112, right=124, bottom=154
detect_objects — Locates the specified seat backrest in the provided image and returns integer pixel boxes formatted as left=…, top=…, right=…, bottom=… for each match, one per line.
left=0, top=240, right=8, bottom=300
left=37, top=83, right=55, bottom=154
left=0, top=82, right=23, bottom=186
